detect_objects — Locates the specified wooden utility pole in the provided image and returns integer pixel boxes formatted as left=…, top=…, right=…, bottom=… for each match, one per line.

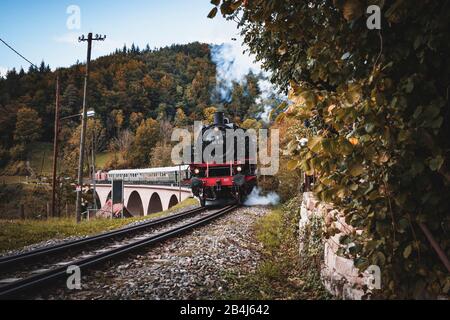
left=51, top=74, right=60, bottom=218
left=46, top=202, right=50, bottom=219
left=75, top=33, right=106, bottom=223
left=92, top=129, right=97, bottom=212
left=20, top=204, right=25, bottom=220
left=179, top=164, right=182, bottom=203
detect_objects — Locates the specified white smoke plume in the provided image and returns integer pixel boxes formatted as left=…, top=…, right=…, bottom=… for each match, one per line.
left=244, top=187, right=280, bottom=206
left=210, top=42, right=284, bottom=120
left=0, top=67, right=8, bottom=79
left=211, top=42, right=260, bottom=101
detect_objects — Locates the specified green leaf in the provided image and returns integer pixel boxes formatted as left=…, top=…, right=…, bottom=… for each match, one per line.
left=207, top=7, right=218, bottom=19
left=230, top=0, right=243, bottom=11
left=278, top=44, right=287, bottom=56
left=322, top=139, right=333, bottom=154
left=350, top=183, right=359, bottom=191
left=220, top=2, right=235, bottom=15
left=404, top=78, right=414, bottom=93
left=307, top=136, right=323, bottom=153
left=349, top=163, right=364, bottom=177
left=354, top=257, right=370, bottom=270
left=430, top=116, right=443, bottom=129
left=365, top=123, right=375, bottom=133
left=398, top=218, right=409, bottom=233
left=413, top=106, right=423, bottom=119
left=340, top=139, right=354, bottom=155
left=377, top=252, right=386, bottom=265
left=429, top=155, right=444, bottom=171
left=403, top=245, right=412, bottom=259
left=287, top=160, right=299, bottom=171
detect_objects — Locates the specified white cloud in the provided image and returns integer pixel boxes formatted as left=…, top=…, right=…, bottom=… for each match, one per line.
left=53, top=32, right=119, bottom=48
left=53, top=32, right=80, bottom=45
left=52, top=33, right=122, bottom=67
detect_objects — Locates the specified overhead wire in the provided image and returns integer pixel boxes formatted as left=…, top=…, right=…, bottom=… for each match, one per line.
left=0, top=37, right=38, bottom=69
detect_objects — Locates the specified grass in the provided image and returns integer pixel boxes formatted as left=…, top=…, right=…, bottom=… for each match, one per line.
left=0, top=176, right=24, bottom=184
left=0, top=197, right=198, bottom=255
left=29, top=143, right=115, bottom=177
left=95, top=151, right=115, bottom=169
left=219, top=198, right=332, bottom=300
left=1, top=148, right=115, bottom=185
left=29, top=142, right=53, bottom=176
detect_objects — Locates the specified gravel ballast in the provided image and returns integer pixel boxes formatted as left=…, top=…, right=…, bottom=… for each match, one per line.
left=41, top=206, right=270, bottom=300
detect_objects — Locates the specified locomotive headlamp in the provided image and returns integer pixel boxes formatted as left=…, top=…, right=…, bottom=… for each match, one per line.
left=214, top=127, right=220, bottom=132
left=194, top=168, right=200, bottom=175
left=236, top=166, right=242, bottom=172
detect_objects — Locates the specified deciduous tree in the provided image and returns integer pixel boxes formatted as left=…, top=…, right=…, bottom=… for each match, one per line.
left=128, top=118, right=160, bottom=167
left=14, top=107, right=41, bottom=145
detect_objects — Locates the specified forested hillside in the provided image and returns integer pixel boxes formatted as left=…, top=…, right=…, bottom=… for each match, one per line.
left=0, top=42, right=273, bottom=174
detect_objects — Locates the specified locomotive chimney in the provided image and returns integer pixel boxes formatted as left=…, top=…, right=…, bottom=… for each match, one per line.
left=213, top=111, right=225, bottom=125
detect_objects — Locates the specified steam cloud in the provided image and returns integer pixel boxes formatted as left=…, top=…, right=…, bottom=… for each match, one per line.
left=244, top=187, right=280, bottom=206
left=210, top=42, right=281, bottom=118
left=211, top=42, right=260, bottom=102
left=0, top=67, right=8, bottom=79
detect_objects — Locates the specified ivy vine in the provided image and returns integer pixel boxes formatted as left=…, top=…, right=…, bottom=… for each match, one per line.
left=211, top=0, right=450, bottom=298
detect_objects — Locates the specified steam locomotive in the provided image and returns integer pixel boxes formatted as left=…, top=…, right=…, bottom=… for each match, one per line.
left=190, top=112, right=257, bottom=207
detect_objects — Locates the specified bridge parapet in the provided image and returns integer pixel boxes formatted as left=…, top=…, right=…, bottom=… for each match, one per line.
left=95, top=180, right=191, bottom=188
left=94, top=183, right=193, bottom=217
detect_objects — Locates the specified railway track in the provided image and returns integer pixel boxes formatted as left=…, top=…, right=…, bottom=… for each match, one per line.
left=0, top=205, right=238, bottom=299
left=0, top=206, right=206, bottom=271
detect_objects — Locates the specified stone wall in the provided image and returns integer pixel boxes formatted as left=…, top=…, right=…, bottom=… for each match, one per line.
left=299, top=192, right=373, bottom=300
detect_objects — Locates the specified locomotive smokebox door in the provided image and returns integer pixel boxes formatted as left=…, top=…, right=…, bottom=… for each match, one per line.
left=233, top=174, right=245, bottom=187
left=213, top=111, right=225, bottom=125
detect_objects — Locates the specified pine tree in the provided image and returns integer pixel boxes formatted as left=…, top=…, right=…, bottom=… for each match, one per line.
left=61, top=83, right=80, bottom=116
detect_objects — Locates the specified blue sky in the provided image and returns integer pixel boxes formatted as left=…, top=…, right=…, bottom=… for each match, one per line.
left=0, top=0, right=252, bottom=76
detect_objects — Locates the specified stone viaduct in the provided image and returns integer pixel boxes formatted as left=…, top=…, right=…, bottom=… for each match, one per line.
left=95, top=184, right=193, bottom=217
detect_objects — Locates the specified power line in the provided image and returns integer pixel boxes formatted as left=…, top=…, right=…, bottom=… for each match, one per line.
left=0, top=37, right=38, bottom=69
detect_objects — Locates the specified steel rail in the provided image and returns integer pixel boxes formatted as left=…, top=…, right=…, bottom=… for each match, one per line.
left=0, top=205, right=237, bottom=299
left=0, top=206, right=206, bottom=270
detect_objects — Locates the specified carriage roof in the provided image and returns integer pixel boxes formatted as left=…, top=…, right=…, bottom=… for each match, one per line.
left=108, top=165, right=189, bottom=175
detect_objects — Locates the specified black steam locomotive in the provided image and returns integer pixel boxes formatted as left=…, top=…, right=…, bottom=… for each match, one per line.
left=189, top=112, right=257, bottom=207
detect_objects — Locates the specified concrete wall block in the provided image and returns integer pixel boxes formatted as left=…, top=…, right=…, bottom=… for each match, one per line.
left=324, top=242, right=336, bottom=270
left=335, top=215, right=354, bottom=235
left=327, top=234, right=341, bottom=252
left=334, top=255, right=359, bottom=279
left=304, top=192, right=319, bottom=211
left=299, top=192, right=370, bottom=300
left=317, top=204, right=328, bottom=218
left=342, top=283, right=365, bottom=300
left=321, top=265, right=346, bottom=297
left=299, top=203, right=310, bottom=228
